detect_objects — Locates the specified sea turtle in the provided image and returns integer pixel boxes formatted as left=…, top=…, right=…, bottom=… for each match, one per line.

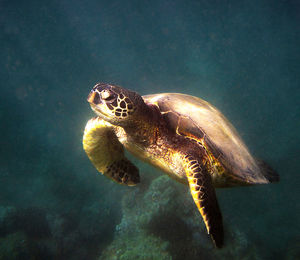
left=83, top=83, right=279, bottom=248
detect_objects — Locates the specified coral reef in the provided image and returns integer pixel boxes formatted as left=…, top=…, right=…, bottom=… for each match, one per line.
left=0, top=206, right=53, bottom=259
left=99, top=175, right=262, bottom=260
left=285, top=239, right=300, bottom=260
left=0, top=232, right=34, bottom=259
left=0, top=200, right=120, bottom=259
left=1, top=207, right=51, bottom=239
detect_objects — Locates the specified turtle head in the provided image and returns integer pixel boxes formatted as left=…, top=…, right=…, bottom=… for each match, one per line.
left=87, top=83, right=144, bottom=125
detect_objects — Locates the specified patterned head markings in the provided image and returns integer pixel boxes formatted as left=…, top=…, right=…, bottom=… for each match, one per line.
left=108, top=91, right=135, bottom=118
left=90, top=83, right=136, bottom=119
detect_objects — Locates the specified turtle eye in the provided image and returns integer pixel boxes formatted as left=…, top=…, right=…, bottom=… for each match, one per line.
left=100, top=90, right=116, bottom=102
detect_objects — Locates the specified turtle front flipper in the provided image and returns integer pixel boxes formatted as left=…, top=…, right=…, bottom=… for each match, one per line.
left=183, top=155, right=224, bottom=248
left=83, top=117, right=140, bottom=186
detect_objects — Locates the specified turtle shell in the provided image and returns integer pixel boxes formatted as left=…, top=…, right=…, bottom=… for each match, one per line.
left=143, top=93, right=269, bottom=184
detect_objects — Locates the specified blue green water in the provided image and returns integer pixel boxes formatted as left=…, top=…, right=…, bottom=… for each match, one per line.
left=0, top=0, right=299, bottom=259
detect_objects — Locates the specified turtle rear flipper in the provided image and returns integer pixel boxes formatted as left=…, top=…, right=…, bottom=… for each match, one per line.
left=83, top=117, right=140, bottom=186
left=257, top=159, right=279, bottom=183
left=183, top=155, right=224, bottom=248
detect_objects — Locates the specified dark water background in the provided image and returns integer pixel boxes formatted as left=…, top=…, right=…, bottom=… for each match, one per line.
left=1, top=0, right=299, bottom=259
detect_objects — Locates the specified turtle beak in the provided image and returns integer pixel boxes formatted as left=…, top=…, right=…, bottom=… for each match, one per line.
left=87, top=90, right=109, bottom=118
left=87, top=91, right=100, bottom=105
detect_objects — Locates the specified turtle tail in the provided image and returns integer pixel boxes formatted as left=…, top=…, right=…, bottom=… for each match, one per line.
left=257, top=160, right=280, bottom=183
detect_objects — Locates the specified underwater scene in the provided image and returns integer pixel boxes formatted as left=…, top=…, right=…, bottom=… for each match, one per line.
left=1, top=0, right=299, bottom=259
